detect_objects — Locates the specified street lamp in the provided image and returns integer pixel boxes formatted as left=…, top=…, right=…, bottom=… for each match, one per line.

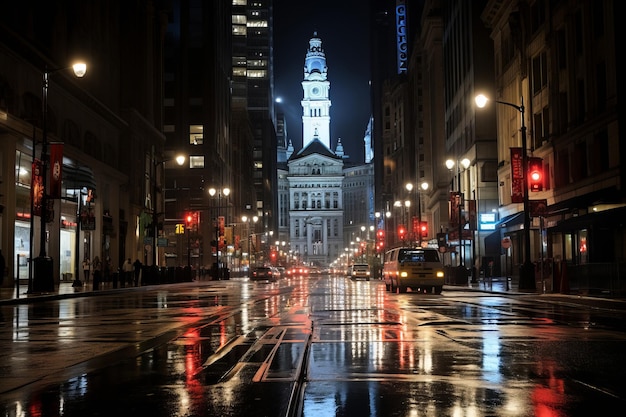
left=242, top=214, right=258, bottom=270
left=405, top=182, right=430, bottom=247
left=151, top=153, right=186, bottom=269
left=394, top=199, right=411, bottom=244
left=475, top=94, right=535, bottom=290
left=32, top=62, right=87, bottom=293
left=405, top=183, right=414, bottom=244
left=209, top=187, right=230, bottom=279
left=446, top=157, right=470, bottom=275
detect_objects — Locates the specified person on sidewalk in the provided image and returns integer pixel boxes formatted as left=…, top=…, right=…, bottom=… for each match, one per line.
left=92, top=256, right=102, bottom=290
left=122, top=258, right=133, bottom=287
left=82, top=258, right=91, bottom=283
left=132, top=259, right=142, bottom=286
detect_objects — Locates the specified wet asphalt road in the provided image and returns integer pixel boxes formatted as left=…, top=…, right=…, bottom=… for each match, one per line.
left=1, top=275, right=625, bottom=416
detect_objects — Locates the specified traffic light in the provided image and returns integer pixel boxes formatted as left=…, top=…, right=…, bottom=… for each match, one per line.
left=398, top=225, right=406, bottom=241
left=192, top=211, right=199, bottom=232
left=419, top=222, right=427, bottom=237
left=185, top=213, right=193, bottom=229
left=528, top=157, right=543, bottom=192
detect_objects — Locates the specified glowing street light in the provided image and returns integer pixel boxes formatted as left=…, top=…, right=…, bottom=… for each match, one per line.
left=209, top=187, right=230, bottom=279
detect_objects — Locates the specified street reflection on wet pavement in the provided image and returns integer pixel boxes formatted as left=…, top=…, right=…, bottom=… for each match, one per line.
left=1, top=276, right=625, bottom=416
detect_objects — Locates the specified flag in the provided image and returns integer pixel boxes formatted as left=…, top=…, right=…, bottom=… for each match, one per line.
left=49, top=143, right=63, bottom=199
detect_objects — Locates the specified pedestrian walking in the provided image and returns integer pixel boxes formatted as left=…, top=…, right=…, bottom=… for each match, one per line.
left=92, top=256, right=102, bottom=290
left=133, top=259, right=142, bottom=286
left=82, top=258, right=91, bottom=283
left=122, top=258, right=133, bottom=287
left=104, top=257, right=111, bottom=283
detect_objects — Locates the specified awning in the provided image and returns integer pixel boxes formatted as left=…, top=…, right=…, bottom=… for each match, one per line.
left=63, top=165, right=96, bottom=190
left=548, top=206, right=626, bottom=232
left=496, top=212, right=524, bottom=229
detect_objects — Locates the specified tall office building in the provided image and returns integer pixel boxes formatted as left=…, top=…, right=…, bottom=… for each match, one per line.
left=162, top=1, right=235, bottom=269
left=232, top=0, right=277, bottom=238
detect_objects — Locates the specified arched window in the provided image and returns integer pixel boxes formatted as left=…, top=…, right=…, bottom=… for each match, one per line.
left=302, top=192, right=308, bottom=209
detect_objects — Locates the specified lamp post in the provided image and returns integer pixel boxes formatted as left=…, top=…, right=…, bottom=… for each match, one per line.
left=385, top=207, right=391, bottom=249
left=151, top=153, right=186, bottom=269
left=475, top=94, right=535, bottom=290
left=406, top=182, right=429, bottom=247
left=209, top=187, right=230, bottom=279
left=32, top=62, right=87, bottom=293
left=393, top=199, right=410, bottom=244
left=446, top=158, right=470, bottom=279
left=417, top=181, right=429, bottom=247
left=405, top=183, right=414, bottom=244
left=242, top=214, right=258, bottom=271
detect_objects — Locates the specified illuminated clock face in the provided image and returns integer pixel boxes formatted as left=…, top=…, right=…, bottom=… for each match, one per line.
left=311, top=86, right=320, bottom=96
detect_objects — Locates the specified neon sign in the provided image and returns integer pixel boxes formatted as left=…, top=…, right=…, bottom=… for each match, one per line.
left=396, top=0, right=407, bottom=74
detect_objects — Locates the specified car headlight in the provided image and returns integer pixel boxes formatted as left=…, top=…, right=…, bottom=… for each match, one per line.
left=436, top=271, right=444, bottom=278
left=400, top=271, right=408, bottom=278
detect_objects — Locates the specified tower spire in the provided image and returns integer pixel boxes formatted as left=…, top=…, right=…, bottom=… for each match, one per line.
left=301, top=33, right=331, bottom=150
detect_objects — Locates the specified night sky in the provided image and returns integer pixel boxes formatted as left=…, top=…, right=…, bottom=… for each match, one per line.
left=273, top=0, right=371, bottom=163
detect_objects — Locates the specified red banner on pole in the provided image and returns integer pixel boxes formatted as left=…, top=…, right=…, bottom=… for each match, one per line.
left=49, top=142, right=63, bottom=199
left=468, top=200, right=477, bottom=230
left=510, top=147, right=524, bottom=203
left=218, top=216, right=225, bottom=237
left=32, top=159, right=44, bottom=216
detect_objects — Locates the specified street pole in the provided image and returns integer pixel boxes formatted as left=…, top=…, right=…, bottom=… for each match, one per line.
left=475, top=94, right=535, bottom=290
left=152, top=155, right=158, bottom=268
left=518, top=97, right=536, bottom=290
left=32, top=68, right=54, bottom=292
left=32, top=63, right=86, bottom=292
left=216, top=193, right=220, bottom=277
left=457, top=165, right=463, bottom=269
left=187, top=224, right=191, bottom=267
left=209, top=187, right=230, bottom=279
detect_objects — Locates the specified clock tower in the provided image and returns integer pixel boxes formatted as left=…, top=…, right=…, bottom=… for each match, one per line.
left=301, top=32, right=331, bottom=150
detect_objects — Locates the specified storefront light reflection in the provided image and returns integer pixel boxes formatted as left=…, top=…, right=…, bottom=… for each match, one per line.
left=482, top=328, right=502, bottom=383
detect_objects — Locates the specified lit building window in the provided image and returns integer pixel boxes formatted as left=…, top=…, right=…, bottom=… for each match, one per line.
left=232, top=25, right=246, bottom=36
left=247, top=20, right=268, bottom=27
left=189, top=125, right=203, bottom=145
left=189, top=156, right=204, bottom=168
left=232, top=15, right=246, bottom=24
left=247, top=70, right=267, bottom=78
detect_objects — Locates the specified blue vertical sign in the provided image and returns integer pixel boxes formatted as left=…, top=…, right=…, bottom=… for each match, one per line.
left=396, top=0, right=407, bottom=74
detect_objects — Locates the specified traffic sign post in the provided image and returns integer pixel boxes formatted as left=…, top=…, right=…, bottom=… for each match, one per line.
left=501, top=237, right=512, bottom=290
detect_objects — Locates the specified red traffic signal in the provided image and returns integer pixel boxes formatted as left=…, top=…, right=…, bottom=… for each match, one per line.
left=420, top=222, right=428, bottom=238
left=398, top=225, right=406, bottom=240
left=185, top=213, right=193, bottom=229
left=376, top=229, right=384, bottom=240
left=528, top=157, right=543, bottom=192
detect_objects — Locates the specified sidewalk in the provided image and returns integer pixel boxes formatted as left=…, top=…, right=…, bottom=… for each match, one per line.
left=0, top=278, right=151, bottom=305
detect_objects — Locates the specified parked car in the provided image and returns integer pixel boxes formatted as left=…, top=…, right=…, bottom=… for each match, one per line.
left=251, top=266, right=277, bottom=282
left=348, top=263, right=371, bottom=281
